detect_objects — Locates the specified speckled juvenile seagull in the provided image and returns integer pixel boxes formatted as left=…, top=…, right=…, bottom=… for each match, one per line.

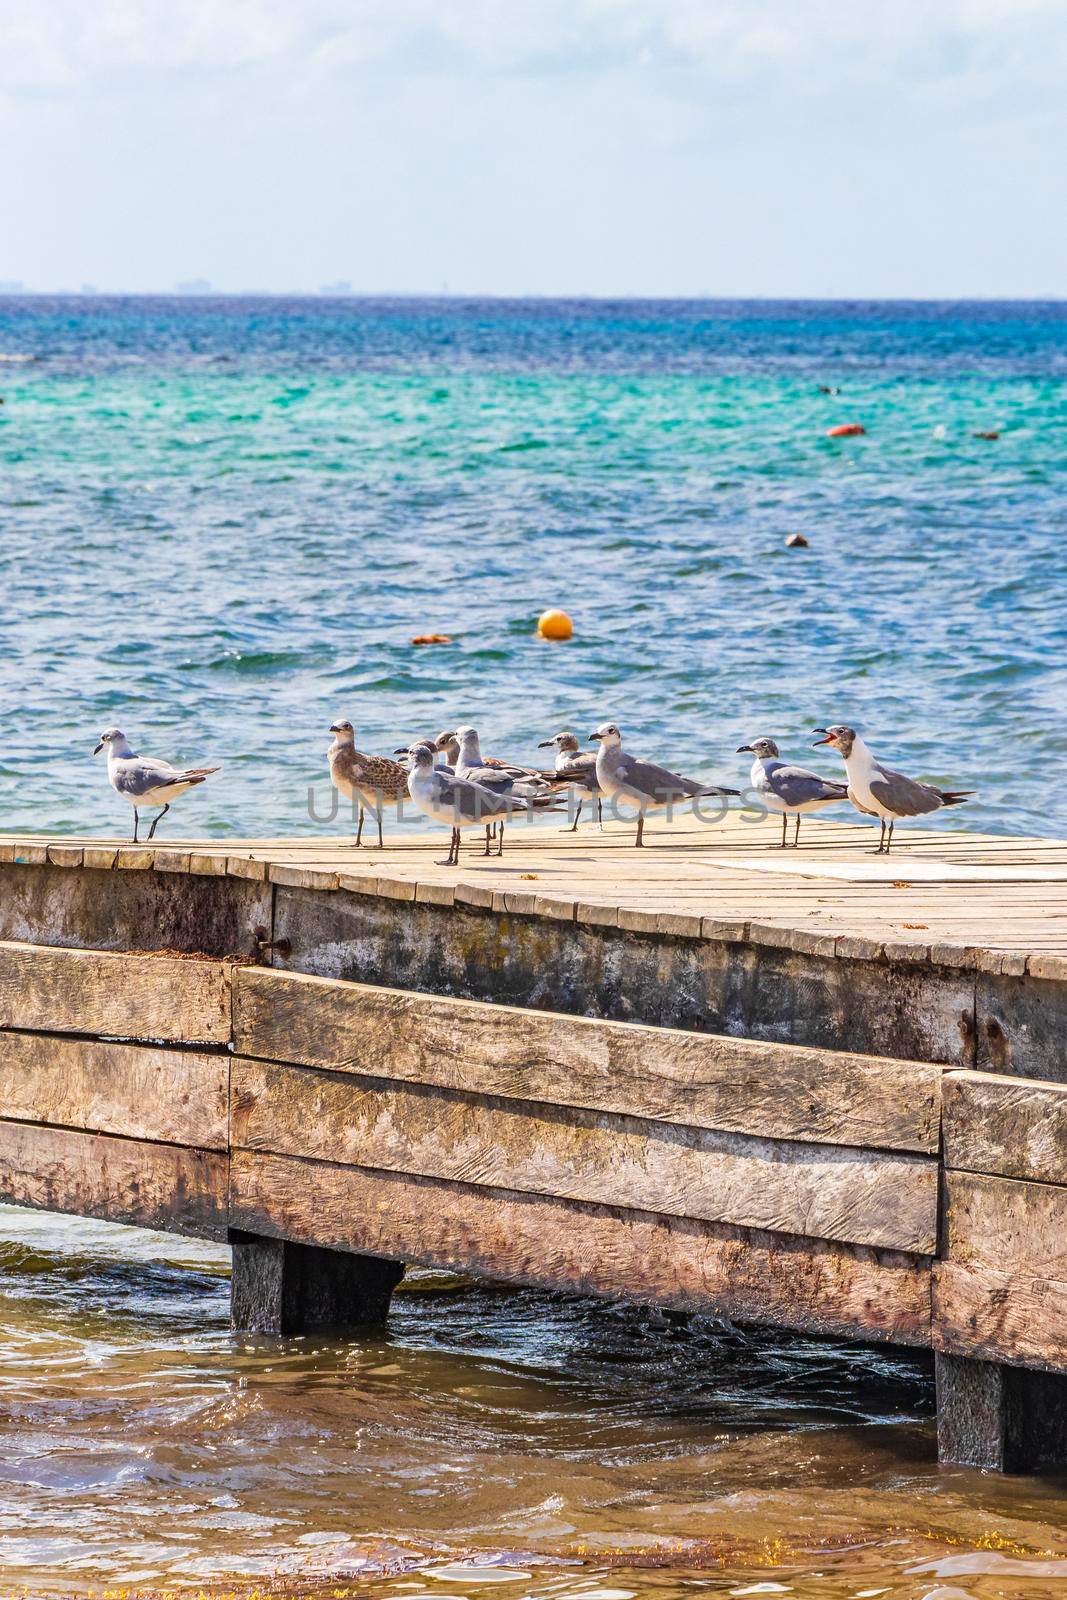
left=589, top=722, right=740, bottom=847
left=94, top=728, right=219, bottom=843
left=327, top=719, right=408, bottom=848
left=812, top=724, right=972, bottom=853
left=538, top=730, right=602, bottom=831
left=736, top=736, right=848, bottom=848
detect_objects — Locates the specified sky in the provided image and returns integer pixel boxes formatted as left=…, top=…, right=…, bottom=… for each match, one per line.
left=0, top=0, right=1065, bottom=298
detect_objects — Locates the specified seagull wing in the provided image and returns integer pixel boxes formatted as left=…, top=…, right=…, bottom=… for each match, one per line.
left=767, top=763, right=849, bottom=808
left=616, top=753, right=704, bottom=802
left=869, top=765, right=947, bottom=817
left=435, top=771, right=511, bottom=821
left=113, top=756, right=219, bottom=798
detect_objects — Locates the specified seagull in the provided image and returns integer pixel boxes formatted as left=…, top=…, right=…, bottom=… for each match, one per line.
left=403, top=742, right=560, bottom=865
left=454, top=727, right=552, bottom=799
left=93, top=728, right=219, bottom=843
left=736, top=736, right=849, bottom=848
left=328, top=720, right=409, bottom=848
left=589, top=723, right=740, bottom=847
left=537, top=731, right=602, bottom=831
left=453, top=726, right=555, bottom=852
left=434, top=730, right=460, bottom=768
left=812, top=724, right=972, bottom=853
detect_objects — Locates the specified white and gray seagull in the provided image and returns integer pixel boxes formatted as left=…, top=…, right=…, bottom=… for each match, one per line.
left=589, top=723, right=740, bottom=847
left=812, top=724, right=972, bottom=853
left=537, top=731, right=602, bottom=831
left=93, top=728, right=219, bottom=843
left=736, top=736, right=849, bottom=848
left=404, top=742, right=560, bottom=865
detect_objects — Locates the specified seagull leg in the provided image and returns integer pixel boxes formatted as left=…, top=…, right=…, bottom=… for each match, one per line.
left=132, top=811, right=139, bottom=844
left=147, top=803, right=169, bottom=841
left=635, top=814, right=644, bottom=848
left=597, top=797, right=603, bottom=831
left=437, top=827, right=459, bottom=868
left=375, top=807, right=384, bottom=849
left=354, top=807, right=364, bottom=847
left=496, top=819, right=505, bottom=857
left=793, top=815, right=801, bottom=848
left=483, top=825, right=493, bottom=856
left=567, top=797, right=583, bottom=833
left=780, top=813, right=788, bottom=849
left=886, top=819, right=895, bottom=854
left=873, top=818, right=887, bottom=854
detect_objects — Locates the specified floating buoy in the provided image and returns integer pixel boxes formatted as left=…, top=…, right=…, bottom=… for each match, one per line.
left=827, top=423, right=865, bottom=438
left=784, top=532, right=809, bottom=548
left=537, top=609, right=573, bottom=641
left=411, top=633, right=452, bottom=646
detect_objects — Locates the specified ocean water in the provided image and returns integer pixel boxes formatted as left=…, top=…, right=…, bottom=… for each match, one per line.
left=2, top=299, right=1067, bottom=1598
left=1, top=296, right=1065, bottom=840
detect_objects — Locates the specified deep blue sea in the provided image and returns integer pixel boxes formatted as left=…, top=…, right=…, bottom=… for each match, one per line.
left=1, top=295, right=1065, bottom=841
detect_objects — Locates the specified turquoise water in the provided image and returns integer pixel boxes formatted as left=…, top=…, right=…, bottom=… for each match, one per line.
left=1, top=296, right=1065, bottom=840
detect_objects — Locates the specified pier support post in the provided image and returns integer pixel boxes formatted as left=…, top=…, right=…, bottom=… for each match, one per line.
left=229, top=1230, right=404, bottom=1335
left=936, top=1353, right=1067, bottom=1472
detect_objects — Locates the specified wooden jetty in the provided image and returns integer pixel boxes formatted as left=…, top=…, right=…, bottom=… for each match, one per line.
left=2, top=812, right=1067, bottom=1474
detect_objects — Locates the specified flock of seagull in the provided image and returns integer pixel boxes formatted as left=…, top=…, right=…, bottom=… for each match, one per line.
left=92, top=720, right=971, bottom=861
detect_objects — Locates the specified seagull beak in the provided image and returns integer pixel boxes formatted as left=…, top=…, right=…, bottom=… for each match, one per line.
left=736, top=744, right=753, bottom=754
left=811, top=728, right=834, bottom=747
left=93, top=739, right=104, bottom=755
left=329, top=723, right=341, bottom=733
left=536, top=739, right=555, bottom=749
left=393, top=746, right=409, bottom=756
left=587, top=732, right=603, bottom=742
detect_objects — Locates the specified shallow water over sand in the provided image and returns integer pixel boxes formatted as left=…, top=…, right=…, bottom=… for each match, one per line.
left=2, top=1207, right=1067, bottom=1600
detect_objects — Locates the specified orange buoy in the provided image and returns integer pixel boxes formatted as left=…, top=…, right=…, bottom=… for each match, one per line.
left=827, top=423, right=865, bottom=438
left=411, top=633, right=452, bottom=646
left=537, top=609, right=573, bottom=641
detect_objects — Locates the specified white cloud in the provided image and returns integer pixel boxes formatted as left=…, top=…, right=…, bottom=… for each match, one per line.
left=2, top=0, right=1065, bottom=97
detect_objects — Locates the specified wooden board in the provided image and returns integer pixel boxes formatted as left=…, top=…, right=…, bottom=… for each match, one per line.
left=234, top=969, right=945, bottom=1152
left=943, top=1071, right=1067, bottom=1184
left=0, top=1031, right=228, bottom=1149
left=0, top=1120, right=228, bottom=1238
left=942, top=1169, right=1067, bottom=1281
left=934, top=1264, right=1067, bottom=1373
left=0, top=941, right=233, bottom=1044
left=230, top=1149, right=932, bottom=1346
left=230, top=1060, right=938, bottom=1253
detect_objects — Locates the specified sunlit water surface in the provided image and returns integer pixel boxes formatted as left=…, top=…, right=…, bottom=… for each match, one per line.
left=2, top=1208, right=1067, bottom=1600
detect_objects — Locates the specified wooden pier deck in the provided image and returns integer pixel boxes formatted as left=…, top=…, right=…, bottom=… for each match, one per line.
left=2, top=813, right=1067, bottom=1474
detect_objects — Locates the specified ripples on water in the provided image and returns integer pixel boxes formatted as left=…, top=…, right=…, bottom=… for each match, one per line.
left=0, top=297, right=1065, bottom=837
left=2, top=300, right=1067, bottom=1594
left=2, top=1205, right=1067, bottom=1600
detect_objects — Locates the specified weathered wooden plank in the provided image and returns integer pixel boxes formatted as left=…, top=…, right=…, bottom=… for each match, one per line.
left=934, top=1264, right=1067, bottom=1373
left=234, top=970, right=945, bottom=1152
left=0, top=1032, right=228, bottom=1149
left=269, top=884, right=975, bottom=1064
left=0, top=1120, right=228, bottom=1238
left=943, top=1072, right=1067, bottom=1184
left=0, top=942, right=233, bottom=1044
left=0, top=862, right=271, bottom=958
left=230, top=1061, right=937, bottom=1253
left=943, top=1170, right=1067, bottom=1281
left=230, top=1150, right=931, bottom=1344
